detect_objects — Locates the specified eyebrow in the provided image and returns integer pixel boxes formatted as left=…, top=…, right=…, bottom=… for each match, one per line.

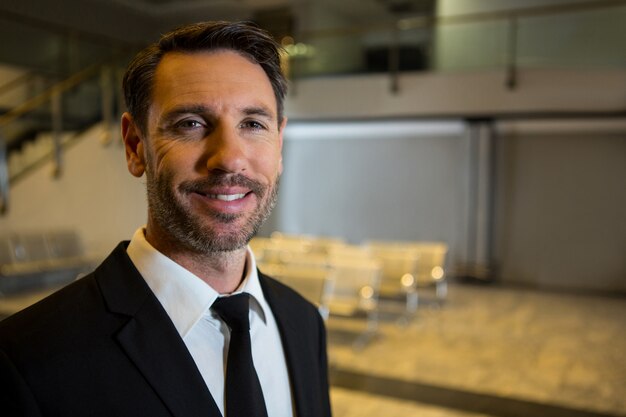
left=159, top=104, right=276, bottom=125
left=159, top=104, right=212, bottom=125
left=242, top=106, right=275, bottom=121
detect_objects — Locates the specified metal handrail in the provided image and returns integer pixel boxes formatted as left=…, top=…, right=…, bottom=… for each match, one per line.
left=0, top=72, right=39, bottom=99
left=0, top=56, right=122, bottom=215
left=0, top=61, right=105, bottom=128
left=0, top=133, right=8, bottom=214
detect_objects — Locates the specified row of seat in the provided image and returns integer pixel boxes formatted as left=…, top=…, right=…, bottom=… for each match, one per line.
left=0, top=230, right=86, bottom=266
left=0, top=230, right=95, bottom=295
left=251, top=233, right=448, bottom=346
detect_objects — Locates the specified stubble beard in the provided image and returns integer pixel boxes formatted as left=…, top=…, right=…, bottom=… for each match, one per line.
left=145, top=168, right=279, bottom=254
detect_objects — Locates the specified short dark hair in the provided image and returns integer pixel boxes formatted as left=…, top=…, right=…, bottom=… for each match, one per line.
left=122, top=21, right=287, bottom=134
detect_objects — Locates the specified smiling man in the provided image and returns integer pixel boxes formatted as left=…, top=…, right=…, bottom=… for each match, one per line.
left=0, top=22, right=332, bottom=417
left=126, top=49, right=285, bottom=293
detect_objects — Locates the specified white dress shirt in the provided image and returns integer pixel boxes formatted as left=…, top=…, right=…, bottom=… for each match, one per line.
left=126, top=227, right=294, bottom=417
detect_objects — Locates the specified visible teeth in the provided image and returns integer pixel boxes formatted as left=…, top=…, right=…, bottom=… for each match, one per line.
left=207, top=193, right=246, bottom=201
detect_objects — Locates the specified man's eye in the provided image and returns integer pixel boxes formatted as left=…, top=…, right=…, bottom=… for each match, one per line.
left=175, top=119, right=203, bottom=129
left=242, top=120, right=266, bottom=130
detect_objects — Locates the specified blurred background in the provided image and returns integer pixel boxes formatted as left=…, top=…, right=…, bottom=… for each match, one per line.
left=0, top=0, right=624, bottom=416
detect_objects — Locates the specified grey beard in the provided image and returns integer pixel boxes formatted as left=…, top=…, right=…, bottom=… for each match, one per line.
left=146, top=170, right=279, bottom=254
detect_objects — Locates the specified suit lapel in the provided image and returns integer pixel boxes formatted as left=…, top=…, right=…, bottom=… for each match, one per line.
left=96, top=243, right=221, bottom=417
left=259, top=272, right=323, bottom=417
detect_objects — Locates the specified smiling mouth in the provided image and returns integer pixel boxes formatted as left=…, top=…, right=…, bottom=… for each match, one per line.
left=181, top=174, right=264, bottom=204
left=205, top=193, right=248, bottom=202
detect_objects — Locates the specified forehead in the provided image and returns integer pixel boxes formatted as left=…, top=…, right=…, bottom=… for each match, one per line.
left=151, top=50, right=277, bottom=114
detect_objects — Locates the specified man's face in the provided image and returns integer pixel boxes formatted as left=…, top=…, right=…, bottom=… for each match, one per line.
left=124, top=50, right=285, bottom=254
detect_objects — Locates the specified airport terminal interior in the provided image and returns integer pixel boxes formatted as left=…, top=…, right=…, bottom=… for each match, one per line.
left=1, top=0, right=625, bottom=416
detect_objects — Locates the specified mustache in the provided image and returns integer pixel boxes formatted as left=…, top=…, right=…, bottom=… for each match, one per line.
left=178, top=173, right=267, bottom=196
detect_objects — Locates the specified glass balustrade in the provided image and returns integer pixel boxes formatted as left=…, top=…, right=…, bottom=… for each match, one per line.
left=285, top=3, right=626, bottom=77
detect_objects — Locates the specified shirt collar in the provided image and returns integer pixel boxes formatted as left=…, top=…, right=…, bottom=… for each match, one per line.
left=126, top=227, right=268, bottom=338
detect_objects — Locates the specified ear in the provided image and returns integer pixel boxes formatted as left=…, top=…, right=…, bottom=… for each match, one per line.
left=277, top=117, right=287, bottom=175
left=121, top=112, right=147, bottom=177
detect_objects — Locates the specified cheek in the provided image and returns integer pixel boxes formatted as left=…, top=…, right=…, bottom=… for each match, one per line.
left=152, top=143, right=200, bottom=177
left=254, top=152, right=282, bottom=180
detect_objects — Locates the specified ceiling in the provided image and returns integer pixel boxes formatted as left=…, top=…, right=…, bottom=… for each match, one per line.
left=0, top=0, right=436, bottom=47
left=104, top=0, right=434, bottom=15
left=105, top=0, right=288, bottom=18
left=100, top=0, right=436, bottom=31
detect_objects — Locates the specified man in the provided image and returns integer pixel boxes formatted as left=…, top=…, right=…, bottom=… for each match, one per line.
left=0, top=21, right=332, bottom=417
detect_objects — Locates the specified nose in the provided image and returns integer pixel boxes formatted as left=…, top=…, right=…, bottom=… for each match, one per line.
left=204, top=125, right=247, bottom=174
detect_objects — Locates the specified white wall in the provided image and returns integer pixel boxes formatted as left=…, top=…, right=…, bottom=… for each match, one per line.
left=281, top=68, right=626, bottom=293
left=265, top=121, right=467, bottom=256
left=0, top=124, right=147, bottom=260
left=259, top=118, right=626, bottom=293
left=494, top=121, right=626, bottom=292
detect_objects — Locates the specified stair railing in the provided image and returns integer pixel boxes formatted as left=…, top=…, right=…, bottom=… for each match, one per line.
left=0, top=59, right=123, bottom=215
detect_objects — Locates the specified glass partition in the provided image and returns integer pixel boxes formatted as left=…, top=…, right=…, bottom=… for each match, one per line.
left=287, top=2, right=626, bottom=78
left=432, top=19, right=510, bottom=72
left=516, top=5, right=626, bottom=69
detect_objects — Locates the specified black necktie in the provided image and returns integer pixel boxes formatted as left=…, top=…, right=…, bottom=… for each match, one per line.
left=212, top=293, right=269, bottom=417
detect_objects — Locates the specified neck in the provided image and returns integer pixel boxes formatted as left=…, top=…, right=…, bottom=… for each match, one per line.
left=144, top=225, right=248, bottom=294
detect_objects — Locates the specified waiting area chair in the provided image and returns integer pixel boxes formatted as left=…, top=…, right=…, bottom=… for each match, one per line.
left=364, top=242, right=420, bottom=320
left=0, top=230, right=96, bottom=298
left=257, top=261, right=333, bottom=320
left=326, top=256, right=382, bottom=348
left=411, top=242, right=449, bottom=301
left=252, top=235, right=383, bottom=348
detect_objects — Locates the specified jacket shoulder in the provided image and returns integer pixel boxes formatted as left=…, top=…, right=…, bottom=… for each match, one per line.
left=0, top=273, right=102, bottom=340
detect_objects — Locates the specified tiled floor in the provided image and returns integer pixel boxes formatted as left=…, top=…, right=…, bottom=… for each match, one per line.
left=326, top=283, right=626, bottom=417
left=2, top=281, right=625, bottom=416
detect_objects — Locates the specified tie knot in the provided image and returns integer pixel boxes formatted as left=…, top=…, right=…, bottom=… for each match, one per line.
left=212, top=293, right=251, bottom=332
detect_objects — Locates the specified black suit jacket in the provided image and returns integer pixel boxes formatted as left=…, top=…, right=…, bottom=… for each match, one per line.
left=0, top=242, right=332, bottom=417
